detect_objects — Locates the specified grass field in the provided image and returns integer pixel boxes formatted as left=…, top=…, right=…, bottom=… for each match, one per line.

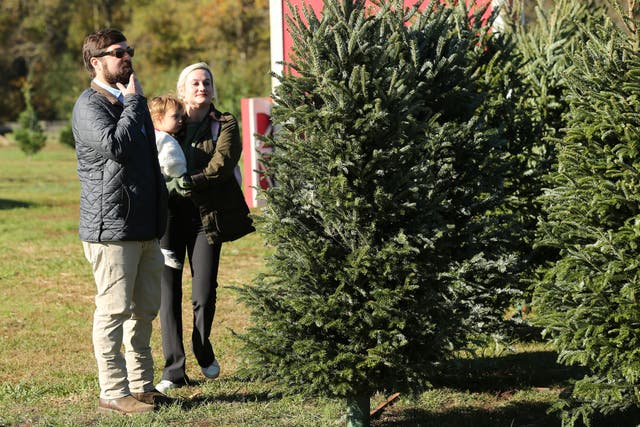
left=0, top=141, right=630, bottom=426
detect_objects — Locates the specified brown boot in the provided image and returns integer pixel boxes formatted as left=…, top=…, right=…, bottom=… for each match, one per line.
left=98, top=395, right=154, bottom=414
left=132, top=388, right=174, bottom=407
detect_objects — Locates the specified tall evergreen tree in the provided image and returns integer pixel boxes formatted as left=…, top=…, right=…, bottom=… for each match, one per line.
left=236, top=1, right=515, bottom=425
left=533, top=2, right=640, bottom=425
left=470, top=8, right=537, bottom=339
left=516, top=0, right=603, bottom=144
left=494, top=0, right=607, bottom=323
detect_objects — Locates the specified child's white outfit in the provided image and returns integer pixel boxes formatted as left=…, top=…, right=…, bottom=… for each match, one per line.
left=155, top=129, right=187, bottom=269
left=155, top=129, right=187, bottom=179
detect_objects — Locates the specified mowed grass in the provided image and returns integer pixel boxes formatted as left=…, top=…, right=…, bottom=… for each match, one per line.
left=0, top=140, right=627, bottom=427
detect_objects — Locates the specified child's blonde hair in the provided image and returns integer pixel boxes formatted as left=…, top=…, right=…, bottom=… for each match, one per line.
left=148, top=95, right=184, bottom=124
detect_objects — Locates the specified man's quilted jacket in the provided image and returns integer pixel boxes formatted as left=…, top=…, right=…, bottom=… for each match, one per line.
left=72, top=82, right=168, bottom=242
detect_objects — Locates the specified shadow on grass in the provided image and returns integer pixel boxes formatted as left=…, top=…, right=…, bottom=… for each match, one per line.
left=373, top=404, right=640, bottom=427
left=373, top=401, right=559, bottom=427
left=372, top=350, right=640, bottom=426
left=435, top=350, right=587, bottom=392
left=172, top=383, right=283, bottom=410
left=0, top=199, right=31, bottom=210
left=179, top=392, right=282, bottom=409
left=366, top=350, right=573, bottom=426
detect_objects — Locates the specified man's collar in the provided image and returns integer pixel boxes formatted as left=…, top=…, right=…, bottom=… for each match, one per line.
left=92, top=78, right=123, bottom=102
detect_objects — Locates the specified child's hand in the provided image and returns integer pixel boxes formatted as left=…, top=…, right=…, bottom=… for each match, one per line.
left=178, top=174, right=193, bottom=190
left=165, top=175, right=190, bottom=197
left=174, top=174, right=193, bottom=197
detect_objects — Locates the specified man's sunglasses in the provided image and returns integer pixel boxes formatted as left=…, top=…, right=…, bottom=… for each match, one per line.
left=94, top=47, right=135, bottom=59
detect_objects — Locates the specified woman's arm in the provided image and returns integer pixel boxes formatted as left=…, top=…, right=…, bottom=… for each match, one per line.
left=190, top=112, right=241, bottom=188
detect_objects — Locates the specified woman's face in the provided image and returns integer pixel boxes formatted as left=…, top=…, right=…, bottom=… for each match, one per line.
left=183, top=68, right=213, bottom=110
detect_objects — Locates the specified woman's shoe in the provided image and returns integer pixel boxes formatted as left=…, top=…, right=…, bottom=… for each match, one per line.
left=201, top=359, right=220, bottom=379
left=155, top=380, right=179, bottom=393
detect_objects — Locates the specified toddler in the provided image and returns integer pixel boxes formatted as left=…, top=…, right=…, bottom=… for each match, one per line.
left=149, top=95, right=188, bottom=179
left=149, top=95, right=188, bottom=269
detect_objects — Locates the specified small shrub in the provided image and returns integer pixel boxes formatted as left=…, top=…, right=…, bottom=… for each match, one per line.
left=13, top=82, right=46, bottom=156
left=58, top=122, right=74, bottom=148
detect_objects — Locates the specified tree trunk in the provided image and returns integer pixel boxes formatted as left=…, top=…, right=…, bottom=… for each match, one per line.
left=346, top=394, right=370, bottom=427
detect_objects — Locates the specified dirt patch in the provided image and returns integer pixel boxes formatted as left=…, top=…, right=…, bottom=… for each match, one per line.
left=0, top=134, right=12, bottom=146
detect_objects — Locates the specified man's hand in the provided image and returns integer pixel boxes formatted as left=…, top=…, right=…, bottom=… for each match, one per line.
left=116, top=73, right=144, bottom=97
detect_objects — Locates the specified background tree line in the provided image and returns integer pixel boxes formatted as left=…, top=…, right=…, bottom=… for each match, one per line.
left=0, top=0, right=271, bottom=123
left=1, top=0, right=628, bottom=125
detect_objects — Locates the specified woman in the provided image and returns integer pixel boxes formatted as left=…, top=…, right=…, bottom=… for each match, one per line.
left=156, top=62, right=254, bottom=392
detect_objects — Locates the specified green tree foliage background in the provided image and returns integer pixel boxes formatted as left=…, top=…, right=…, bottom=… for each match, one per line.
left=0, top=0, right=271, bottom=122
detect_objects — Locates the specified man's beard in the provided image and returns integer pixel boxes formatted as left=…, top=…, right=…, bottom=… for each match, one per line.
left=103, top=61, right=133, bottom=85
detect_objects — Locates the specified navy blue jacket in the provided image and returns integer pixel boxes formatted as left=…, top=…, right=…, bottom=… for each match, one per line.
left=72, top=81, right=168, bottom=242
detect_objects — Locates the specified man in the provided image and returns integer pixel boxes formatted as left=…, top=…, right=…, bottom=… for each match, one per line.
left=72, top=28, right=169, bottom=414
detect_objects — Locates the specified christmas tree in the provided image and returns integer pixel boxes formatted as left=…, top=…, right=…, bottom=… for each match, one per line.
left=236, top=1, right=515, bottom=425
left=533, top=2, right=640, bottom=425
left=485, top=0, right=607, bottom=336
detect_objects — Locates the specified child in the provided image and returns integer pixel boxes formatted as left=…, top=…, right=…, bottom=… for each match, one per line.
left=149, top=95, right=188, bottom=179
left=149, top=95, right=188, bottom=269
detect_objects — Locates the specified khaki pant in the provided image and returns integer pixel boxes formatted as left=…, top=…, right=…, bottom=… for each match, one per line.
left=83, top=240, right=163, bottom=399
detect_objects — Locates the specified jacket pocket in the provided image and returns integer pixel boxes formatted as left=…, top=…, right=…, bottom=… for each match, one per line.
left=117, top=186, right=131, bottom=221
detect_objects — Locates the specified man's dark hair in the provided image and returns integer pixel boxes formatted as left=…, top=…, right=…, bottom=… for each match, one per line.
left=82, top=28, right=126, bottom=77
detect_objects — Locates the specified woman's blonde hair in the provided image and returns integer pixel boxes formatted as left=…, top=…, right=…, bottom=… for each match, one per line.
left=176, top=62, right=218, bottom=104
left=148, top=95, right=184, bottom=124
